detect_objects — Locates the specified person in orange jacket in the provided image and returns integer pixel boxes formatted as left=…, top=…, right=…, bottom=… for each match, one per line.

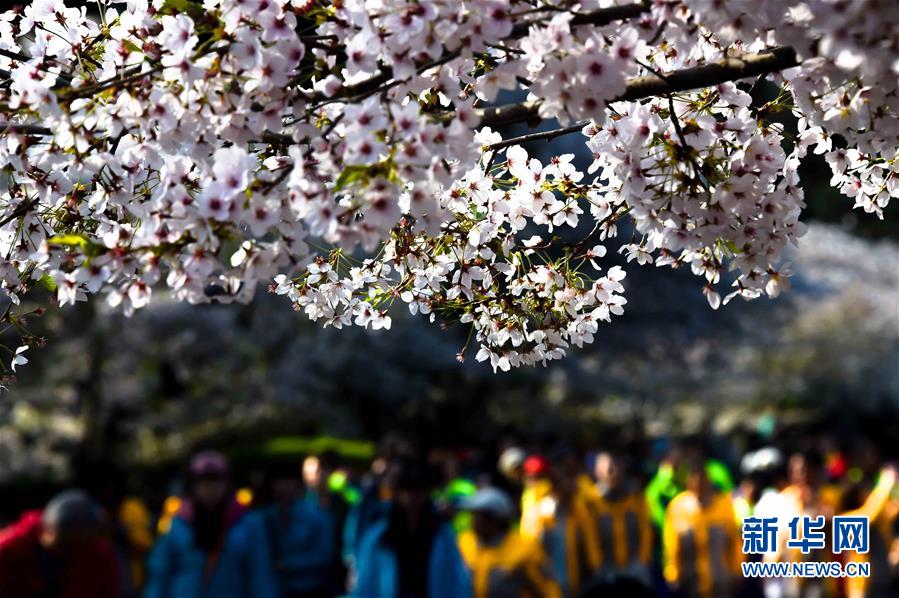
left=839, top=465, right=897, bottom=598
left=528, top=454, right=601, bottom=598
left=584, top=451, right=653, bottom=588
left=458, top=487, right=561, bottom=598
left=663, top=458, right=743, bottom=598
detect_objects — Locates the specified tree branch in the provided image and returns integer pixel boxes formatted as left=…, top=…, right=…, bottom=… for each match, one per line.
left=312, top=1, right=649, bottom=104
left=477, top=46, right=799, bottom=128
left=2, top=48, right=801, bottom=157
left=0, top=124, right=52, bottom=136
left=485, top=120, right=588, bottom=151
left=509, top=2, right=650, bottom=37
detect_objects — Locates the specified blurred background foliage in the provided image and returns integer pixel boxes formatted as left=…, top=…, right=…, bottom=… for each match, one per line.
left=0, top=98, right=897, bottom=508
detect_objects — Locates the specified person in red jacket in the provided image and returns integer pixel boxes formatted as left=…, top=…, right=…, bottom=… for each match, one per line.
left=0, top=489, right=119, bottom=598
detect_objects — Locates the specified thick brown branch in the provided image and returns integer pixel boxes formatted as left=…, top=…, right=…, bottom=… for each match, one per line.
left=509, top=2, right=650, bottom=37
left=0, top=124, right=52, bottom=136
left=478, top=46, right=800, bottom=128
left=618, top=46, right=798, bottom=102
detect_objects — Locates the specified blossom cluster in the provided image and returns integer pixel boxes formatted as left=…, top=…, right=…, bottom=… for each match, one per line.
left=0, top=0, right=895, bottom=373
left=585, top=82, right=806, bottom=308
left=676, top=0, right=899, bottom=217
left=277, top=137, right=630, bottom=370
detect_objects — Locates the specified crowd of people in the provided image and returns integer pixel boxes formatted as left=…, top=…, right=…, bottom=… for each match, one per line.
left=1, top=432, right=898, bottom=598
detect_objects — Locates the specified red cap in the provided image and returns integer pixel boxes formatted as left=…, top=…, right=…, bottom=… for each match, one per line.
left=523, top=455, right=548, bottom=477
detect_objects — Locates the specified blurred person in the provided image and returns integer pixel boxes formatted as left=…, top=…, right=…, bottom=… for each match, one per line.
left=519, top=454, right=552, bottom=539
left=585, top=451, right=653, bottom=588
left=145, top=450, right=277, bottom=598
left=81, top=461, right=154, bottom=596
left=305, top=451, right=361, bottom=507
left=344, top=434, right=413, bottom=562
left=431, top=449, right=477, bottom=533
left=837, top=464, right=897, bottom=598
left=646, top=449, right=683, bottom=530
left=0, top=489, right=119, bottom=598
left=457, top=487, right=561, bottom=598
left=647, top=441, right=735, bottom=529
left=304, top=452, right=353, bottom=593
left=766, top=450, right=843, bottom=598
left=262, top=461, right=336, bottom=598
left=352, top=459, right=472, bottom=598
left=528, top=455, right=601, bottom=598
left=663, top=458, right=742, bottom=598
left=117, top=494, right=154, bottom=592
left=497, top=446, right=526, bottom=499
left=737, top=447, right=787, bottom=598
left=782, top=450, right=842, bottom=521
left=735, top=447, right=785, bottom=522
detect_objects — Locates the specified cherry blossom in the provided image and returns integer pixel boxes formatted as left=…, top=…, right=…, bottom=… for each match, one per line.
left=0, top=0, right=895, bottom=375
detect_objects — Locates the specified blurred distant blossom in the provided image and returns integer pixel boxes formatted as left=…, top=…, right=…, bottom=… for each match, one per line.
left=0, top=0, right=895, bottom=371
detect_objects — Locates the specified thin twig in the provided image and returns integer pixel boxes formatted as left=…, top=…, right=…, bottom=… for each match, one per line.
left=485, top=121, right=588, bottom=151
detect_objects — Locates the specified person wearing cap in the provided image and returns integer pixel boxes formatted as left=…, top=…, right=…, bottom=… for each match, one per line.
left=519, top=454, right=553, bottom=539
left=583, top=451, right=653, bottom=589
left=352, top=459, right=472, bottom=598
left=260, top=460, right=337, bottom=598
left=145, top=450, right=278, bottom=598
left=0, top=489, right=120, bottom=598
left=496, top=446, right=526, bottom=509
left=431, top=449, right=478, bottom=533
left=457, top=487, right=561, bottom=598
left=528, top=455, right=601, bottom=598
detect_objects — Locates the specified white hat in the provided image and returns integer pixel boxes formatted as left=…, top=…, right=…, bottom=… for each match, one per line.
left=459, top=487, right=514, bottom=521
left=741, top=447, right=783, bottom=474
left=498, top=447, right=526, bottom=478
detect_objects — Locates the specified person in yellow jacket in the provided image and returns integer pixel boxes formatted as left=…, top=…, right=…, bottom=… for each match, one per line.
left=839, top=465, right=897, bottom=598
left=458, top=487, right=561, bottom=598
left=663, top=459, right=743, bottom=598
left=584, top=451, right=653, bottom=587
left=519, top=455, right=552, bottom=538
left=527, top=457, right=601, bottom=598
left=118, top=496, right=154, bottom=590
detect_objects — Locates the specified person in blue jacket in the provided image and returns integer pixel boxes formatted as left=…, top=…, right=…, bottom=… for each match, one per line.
left=259, top=461, right=337, bottom=598
left=352, top=459, right=473, bottom=598
left=145, top=450, right=277, bottom=598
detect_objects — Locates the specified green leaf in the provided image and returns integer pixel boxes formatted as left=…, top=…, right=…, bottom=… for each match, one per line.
left=159, top=0, right=205, bottom=18
left=47, top=234, right=100, bottom=257
left=334, top=165, right=371, bottom=191
left=46, top=234, right=91, bottom=249
left=121, top=40, right=142, bottom=55
left=38, top=274, right=57, bottom=292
